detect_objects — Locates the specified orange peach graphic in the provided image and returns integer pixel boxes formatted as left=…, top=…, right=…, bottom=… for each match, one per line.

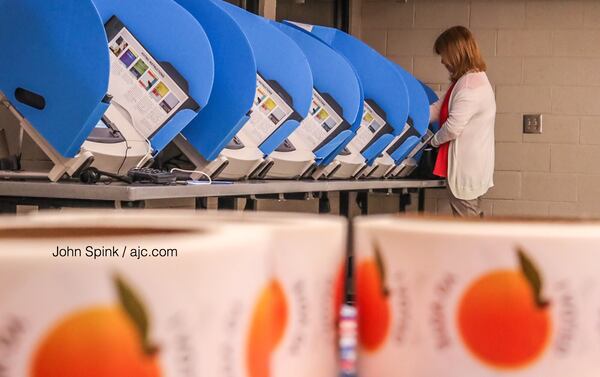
left=247, top=280, right=288, bottom=377
left=356, top=245, right=390, bottom=352
left=31, top=276, right=161, bottom=377
left=457, top=249, right=551, bottom=369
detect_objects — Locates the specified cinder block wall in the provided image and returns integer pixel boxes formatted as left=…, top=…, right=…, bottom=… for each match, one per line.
left=276, top=0, right=336, bottom=26
left=354, top=0, right=600, bottom=218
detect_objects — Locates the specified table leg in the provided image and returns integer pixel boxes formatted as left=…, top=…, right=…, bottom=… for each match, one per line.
left=244, top=197, right=257, bottom=211
left=318, top=192, right=331, bottom=214
left=356, top=191, right=368, bottom=215
left=339, top=191, right=350, bottom=218
left=217, top=197, right=237, bottom=210
left=418, top=188, right=426, bottom=213
left=399, top=189, right=411, bottom=213
left=0, top=198, right=16, bottom=214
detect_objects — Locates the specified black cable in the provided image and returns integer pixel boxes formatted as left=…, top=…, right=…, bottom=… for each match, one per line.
left=79, top=167, right=132, bottom=184
left=116, top=137, right=129, bottom=176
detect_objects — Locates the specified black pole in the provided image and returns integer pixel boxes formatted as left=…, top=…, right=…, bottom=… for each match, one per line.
left=334, top=0, right=350, bottom=32
left=245, top=0, right=259, bottom=14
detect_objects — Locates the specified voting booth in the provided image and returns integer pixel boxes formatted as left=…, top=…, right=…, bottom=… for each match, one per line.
left=363, top=63, right=431, bottom=179
left=0, top=0, right=111, bottom=181
left=0, top=0, right=441, bottom=186
left=0, top=0, right=214, bottom=180
left=304, top=25, right=411, bottom=180
left=175, top=0, right=313, bottom=180
left=172, top=0, right=257, bottom=180
left=394, top=82, right=440, bottom=178
left=83, top=0, right=214, bottom=176
left=259, top=21, right=363, bottom=179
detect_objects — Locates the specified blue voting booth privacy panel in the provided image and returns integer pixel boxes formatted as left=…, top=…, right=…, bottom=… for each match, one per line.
left=92, top=0, right=214, bottom=153
left=414, top=81, right=440, bottom=163
left=421, top=81, right=440, bottom=133
left=274, top=21, right=363, bottom=165
left=307, top=25, right=409, bottom=164
left=395, top=65, right=429, bottom=137
left=216, top=0, right=313, bottom=156
left=0, top=0, right=110, bottom=158
left=387, top=63, right=431, bottom=163
left=317, top=65, right=366, bottom=166
left=176, top=0, right=257, bottom=161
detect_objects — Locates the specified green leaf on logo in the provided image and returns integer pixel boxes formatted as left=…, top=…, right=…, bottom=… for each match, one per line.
left=517, top=248, right=549, bottom=309
left=374, top=241, right=390, bottom=297
left=114, top=274, right=158, bottom=356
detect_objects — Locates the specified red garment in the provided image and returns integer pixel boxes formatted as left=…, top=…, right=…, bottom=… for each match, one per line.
left=433, top=83, right=456, bottom=178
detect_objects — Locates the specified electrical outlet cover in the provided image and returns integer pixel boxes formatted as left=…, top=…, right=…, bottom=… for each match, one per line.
left=523, top=114, right=542, bottom=134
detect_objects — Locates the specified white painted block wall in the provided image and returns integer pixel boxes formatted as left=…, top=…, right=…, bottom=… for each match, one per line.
left=354, top=0, right=600, bottom=218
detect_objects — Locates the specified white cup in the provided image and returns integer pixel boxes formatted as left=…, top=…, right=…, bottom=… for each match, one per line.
left=354, top=215, right=600, bottom=377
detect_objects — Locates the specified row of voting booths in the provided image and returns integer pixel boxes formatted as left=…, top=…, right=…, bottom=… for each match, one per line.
left=0, top=0, right=440, bottom=184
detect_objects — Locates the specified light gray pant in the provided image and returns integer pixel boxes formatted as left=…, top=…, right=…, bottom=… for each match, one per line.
left=447, top=186, right=483, bottom=218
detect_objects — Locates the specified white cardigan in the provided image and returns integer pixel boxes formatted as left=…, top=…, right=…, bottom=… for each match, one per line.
left=429, top=72, right=496, bottom=200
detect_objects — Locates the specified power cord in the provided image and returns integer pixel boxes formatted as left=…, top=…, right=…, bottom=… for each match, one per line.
left=109, top=99, right=153, bottom=172
left=169, top=168, right=212, bottom=184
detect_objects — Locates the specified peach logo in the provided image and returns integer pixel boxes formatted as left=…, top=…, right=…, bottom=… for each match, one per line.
left=457, top=248, right=552, bottom=370
left=356, top=244, right=391, bottom=352
left=31, top=276, right=161, bottom=377
left=246, top=279, right=288, bottom=377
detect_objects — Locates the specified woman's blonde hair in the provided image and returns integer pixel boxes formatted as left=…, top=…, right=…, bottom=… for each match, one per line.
left=434, top=26, right=486, bottom=82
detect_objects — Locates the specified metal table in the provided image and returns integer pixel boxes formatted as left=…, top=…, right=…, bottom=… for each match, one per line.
left=0, top=179, right=446, bottom=216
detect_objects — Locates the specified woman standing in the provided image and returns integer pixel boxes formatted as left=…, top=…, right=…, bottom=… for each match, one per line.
left=429, top=26, right=496, bottom=217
